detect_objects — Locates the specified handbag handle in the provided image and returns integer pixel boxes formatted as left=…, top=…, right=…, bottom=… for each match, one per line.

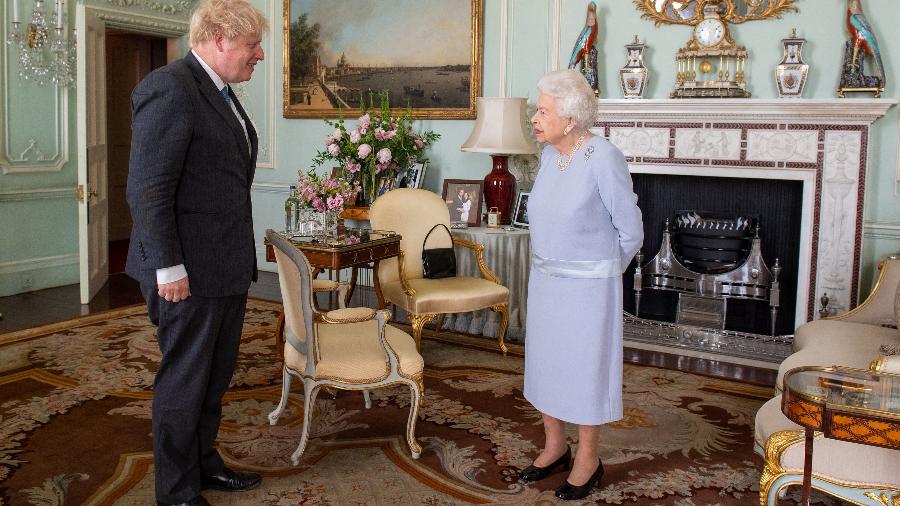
left=422, top=223, right=453, bottom=250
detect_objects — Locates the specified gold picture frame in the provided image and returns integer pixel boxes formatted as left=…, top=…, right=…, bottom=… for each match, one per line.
left=282, top=0, right=483, bottom=119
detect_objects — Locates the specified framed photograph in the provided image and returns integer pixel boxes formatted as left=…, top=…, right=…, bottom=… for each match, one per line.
left=513, top=191, right=530, bottom=228
left=282, top=0, right=483, bottom=119
left=394, top=162, right=427, bottom=190
left=442, top=179, right=484, bottom=227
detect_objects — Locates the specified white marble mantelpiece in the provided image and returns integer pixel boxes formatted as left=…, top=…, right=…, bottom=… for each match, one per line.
left=593, top=98, right=897, bottom=328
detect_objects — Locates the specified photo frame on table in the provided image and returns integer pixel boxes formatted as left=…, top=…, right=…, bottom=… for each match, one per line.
left=512, top=191, right=530, bottom=228
left=395, top=162, right=428, bottom=190
left=442, top=179, right=484, bottom=227
left=282, top=0, right=483, bottom=119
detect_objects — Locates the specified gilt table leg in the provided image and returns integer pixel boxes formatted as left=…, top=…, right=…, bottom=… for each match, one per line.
left=801, top=427, right=813, bottom=506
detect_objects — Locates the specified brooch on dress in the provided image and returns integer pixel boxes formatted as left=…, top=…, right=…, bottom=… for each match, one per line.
left=584, top=146, right=595, bottom=161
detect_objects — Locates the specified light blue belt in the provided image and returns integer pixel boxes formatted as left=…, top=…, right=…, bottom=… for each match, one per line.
left=531, top=253, right=621, bottom=279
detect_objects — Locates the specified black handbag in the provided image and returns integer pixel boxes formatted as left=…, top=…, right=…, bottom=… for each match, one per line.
left=421, top=224, right=457, bottom=279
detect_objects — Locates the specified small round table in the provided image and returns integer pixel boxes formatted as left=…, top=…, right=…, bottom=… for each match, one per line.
left=781, top=366, right=900, bottom=506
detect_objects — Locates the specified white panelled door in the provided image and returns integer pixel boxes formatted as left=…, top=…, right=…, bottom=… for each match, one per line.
left=76, top=7, right=108, bottom=304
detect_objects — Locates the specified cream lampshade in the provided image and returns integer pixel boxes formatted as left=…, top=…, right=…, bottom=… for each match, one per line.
left=461, top=97, right=537, bottom=225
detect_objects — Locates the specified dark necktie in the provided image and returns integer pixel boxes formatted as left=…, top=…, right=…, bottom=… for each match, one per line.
left=221, top=85, right=231, bottom=104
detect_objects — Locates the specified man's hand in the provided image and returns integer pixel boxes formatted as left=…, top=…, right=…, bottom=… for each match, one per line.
left=158, top=277, right=191, bottom=302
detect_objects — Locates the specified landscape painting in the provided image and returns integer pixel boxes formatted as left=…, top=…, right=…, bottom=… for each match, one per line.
left=283, top=0, right=483, bottom=119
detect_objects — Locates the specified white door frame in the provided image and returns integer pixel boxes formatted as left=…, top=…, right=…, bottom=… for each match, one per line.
left=75, top=6, right=187, bottom=304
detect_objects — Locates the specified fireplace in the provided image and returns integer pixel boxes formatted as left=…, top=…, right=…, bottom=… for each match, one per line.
left=594, top=98, right=895, bottom=362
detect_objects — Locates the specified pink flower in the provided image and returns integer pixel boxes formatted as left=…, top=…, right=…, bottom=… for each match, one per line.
left=375, top=162, right=388, bottom=174
left=310, top=196, right=325, bottom=212
left=349, top=129, right=361, bottom=143
left=376, top=147, right=392, bottom=164
left=327, top=143, right=340, bottom=156
left=414, top=139, right=424, bottom=149
left=324, top=137, right=334, bottom=146
left=327, top=195, right=344, bottom=210
left=331, top=129, right=342, bottom=141
left=358, top=144, right=372, bottom=159
left=358, top=113, right=370, bottom=128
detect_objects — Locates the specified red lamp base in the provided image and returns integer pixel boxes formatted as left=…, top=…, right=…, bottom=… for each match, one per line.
left=483, top=155, right=516, bottom=225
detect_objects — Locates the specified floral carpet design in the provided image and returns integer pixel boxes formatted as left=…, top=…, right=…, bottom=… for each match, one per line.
left=0, top=299, right=815, bottom=505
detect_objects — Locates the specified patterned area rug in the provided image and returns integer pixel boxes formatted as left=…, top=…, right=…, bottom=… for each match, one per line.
left=0, top=298, right=811, bottom=505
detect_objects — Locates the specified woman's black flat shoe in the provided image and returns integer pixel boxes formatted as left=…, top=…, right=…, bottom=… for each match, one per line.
left=518, top=446, right=571, bottom=482
left=555, top=459, right=604, bottom=501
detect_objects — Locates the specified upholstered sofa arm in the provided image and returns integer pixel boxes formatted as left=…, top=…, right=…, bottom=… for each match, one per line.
left=311, top=279, right=349, bottom=309
left=871, top=354, right=900, bottom=374
left=452, top=237, right=501, bottom=284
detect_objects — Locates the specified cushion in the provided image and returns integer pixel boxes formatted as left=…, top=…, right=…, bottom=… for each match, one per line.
left=792, top=319, right=898, bottom=352
left=755, top=395, right=900, bottom=487
left=380, top=276, right=509, bottom=314
left=284, top=321, right=423, bottom=382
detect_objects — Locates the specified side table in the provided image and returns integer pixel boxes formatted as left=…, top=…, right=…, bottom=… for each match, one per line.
left=445, top=226, right=530, bottom=341
left=781, top=365, right=900, bottom=506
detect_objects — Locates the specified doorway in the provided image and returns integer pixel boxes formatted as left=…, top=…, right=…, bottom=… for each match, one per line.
left=105, top=30, right=168, bottom=274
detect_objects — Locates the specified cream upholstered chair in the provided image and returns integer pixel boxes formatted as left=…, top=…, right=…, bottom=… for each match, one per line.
left=368, top=188, right=511, bottom=352
left=265, top=230, right=425, bottom=464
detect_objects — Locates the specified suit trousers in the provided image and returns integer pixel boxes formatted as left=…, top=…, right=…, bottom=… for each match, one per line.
left=141, top=283, right=248, bottom=503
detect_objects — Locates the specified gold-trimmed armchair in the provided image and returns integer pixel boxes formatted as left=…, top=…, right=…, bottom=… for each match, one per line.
left=369, top=189, right=511, bottom=353
left=265, top=230, right=425, bottom=464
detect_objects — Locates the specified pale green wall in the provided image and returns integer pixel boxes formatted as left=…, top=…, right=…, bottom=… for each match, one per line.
left=1, top=0, right=898, bottom=298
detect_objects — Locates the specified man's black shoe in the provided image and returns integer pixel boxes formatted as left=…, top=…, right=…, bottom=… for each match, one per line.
left=156, top=496, right=210, bottom=506
left=201, top=468, right=261, bottom=492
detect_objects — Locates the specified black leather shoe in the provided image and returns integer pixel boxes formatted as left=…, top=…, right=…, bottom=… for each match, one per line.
left=156, top=496, right=210, bottom=506
left=518, top=446, right=571, bottom=482
left=555, top=459, right=604, bottom=501
left=201, top=467, right=261, bottom=492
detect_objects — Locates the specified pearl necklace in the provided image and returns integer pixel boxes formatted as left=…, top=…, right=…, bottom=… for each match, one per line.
left=556, top=133, right=586, bottom=171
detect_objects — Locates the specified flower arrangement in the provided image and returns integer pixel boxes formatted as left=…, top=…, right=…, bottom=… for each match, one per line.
left=312, top=91, right=440, bottom=203
left=295, top=169, right=358, bottom=214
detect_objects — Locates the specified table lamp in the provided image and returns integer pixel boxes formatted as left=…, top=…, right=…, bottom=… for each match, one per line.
left=461, top=97, right=537, bottom=225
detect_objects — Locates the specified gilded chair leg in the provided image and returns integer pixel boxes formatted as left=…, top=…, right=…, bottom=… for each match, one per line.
left=268, top=367, right=292, bottom=425
left=490, top=303, right=510, bottom=354
left=433, top=313, right=446, bottom=331
left=292, top=379, right=321, bottom=466
left=405, top=377, right=424, bottom=459
left=409, top=313, right=437, bottom=350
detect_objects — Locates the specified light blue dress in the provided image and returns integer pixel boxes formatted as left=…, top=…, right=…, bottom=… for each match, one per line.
left=523, top=136, right=643, bottom=425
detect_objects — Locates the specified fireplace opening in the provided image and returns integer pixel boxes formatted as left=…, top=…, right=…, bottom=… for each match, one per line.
left=624, top=174, right=804, bottom=337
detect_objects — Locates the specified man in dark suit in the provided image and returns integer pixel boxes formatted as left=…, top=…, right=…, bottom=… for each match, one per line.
left=125, top=1, right=268, bottom=504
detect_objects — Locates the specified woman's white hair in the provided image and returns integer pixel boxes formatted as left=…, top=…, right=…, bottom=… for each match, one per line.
left=537, top=69, right=597, bottom=130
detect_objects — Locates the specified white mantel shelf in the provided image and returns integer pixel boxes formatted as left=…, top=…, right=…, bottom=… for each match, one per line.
left=596, top=98, right=897, bottom=123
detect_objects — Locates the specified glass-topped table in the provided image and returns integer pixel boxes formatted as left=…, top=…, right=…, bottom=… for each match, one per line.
left=264, top=228, right=401, bottom=306
left=781, top=366, right=900, bottom=505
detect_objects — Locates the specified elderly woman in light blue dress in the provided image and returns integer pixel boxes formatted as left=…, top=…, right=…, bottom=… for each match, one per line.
left=519, top=69, right=643, bottom=501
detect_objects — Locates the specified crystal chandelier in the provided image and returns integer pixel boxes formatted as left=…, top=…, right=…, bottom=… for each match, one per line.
left=6, top=0, right=76, bottom=87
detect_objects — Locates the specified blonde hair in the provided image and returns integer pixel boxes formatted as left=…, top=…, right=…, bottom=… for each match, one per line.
left=189, top=0, right=269, bottom=47
left=537, top=69, right=597, bottom=131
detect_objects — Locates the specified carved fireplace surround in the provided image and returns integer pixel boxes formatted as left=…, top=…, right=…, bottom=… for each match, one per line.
left=593, top=98, right=896, bottom=362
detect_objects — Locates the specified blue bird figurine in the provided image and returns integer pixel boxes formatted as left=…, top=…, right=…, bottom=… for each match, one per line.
left=846, top=0, right=885, bottom=85
left=567, top=1, right=598, bottom=70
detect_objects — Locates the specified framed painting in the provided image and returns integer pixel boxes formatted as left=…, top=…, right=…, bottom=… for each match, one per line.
left=512, top=191, right=530, bottom=228
left=442, top=179, right=484, bottom=227
left=283, top=0, right=483, bottom=119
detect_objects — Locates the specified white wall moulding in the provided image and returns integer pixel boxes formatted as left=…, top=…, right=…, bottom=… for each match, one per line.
left=90, top=7, right=189, bottom=36
left=594, top=98, right=897, bottom=327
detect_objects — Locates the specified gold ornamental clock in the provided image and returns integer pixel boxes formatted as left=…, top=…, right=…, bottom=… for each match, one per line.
left=634, top=0, right=798, bottom=98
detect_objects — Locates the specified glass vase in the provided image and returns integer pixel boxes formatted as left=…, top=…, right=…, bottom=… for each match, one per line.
left=312, top=210, right=340, bottom=242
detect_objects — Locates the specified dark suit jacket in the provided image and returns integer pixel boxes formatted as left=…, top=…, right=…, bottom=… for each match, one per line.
left=126, top=52, right=258, bottom=297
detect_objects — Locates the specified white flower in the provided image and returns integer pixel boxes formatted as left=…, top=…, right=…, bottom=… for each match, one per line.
left=358, top=143, right=372, bottom=159
left=376, top=148, right=392, bottom=164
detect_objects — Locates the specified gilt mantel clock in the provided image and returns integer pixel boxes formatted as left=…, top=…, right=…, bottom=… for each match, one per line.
left=634, top=0, right=798, bottom=98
